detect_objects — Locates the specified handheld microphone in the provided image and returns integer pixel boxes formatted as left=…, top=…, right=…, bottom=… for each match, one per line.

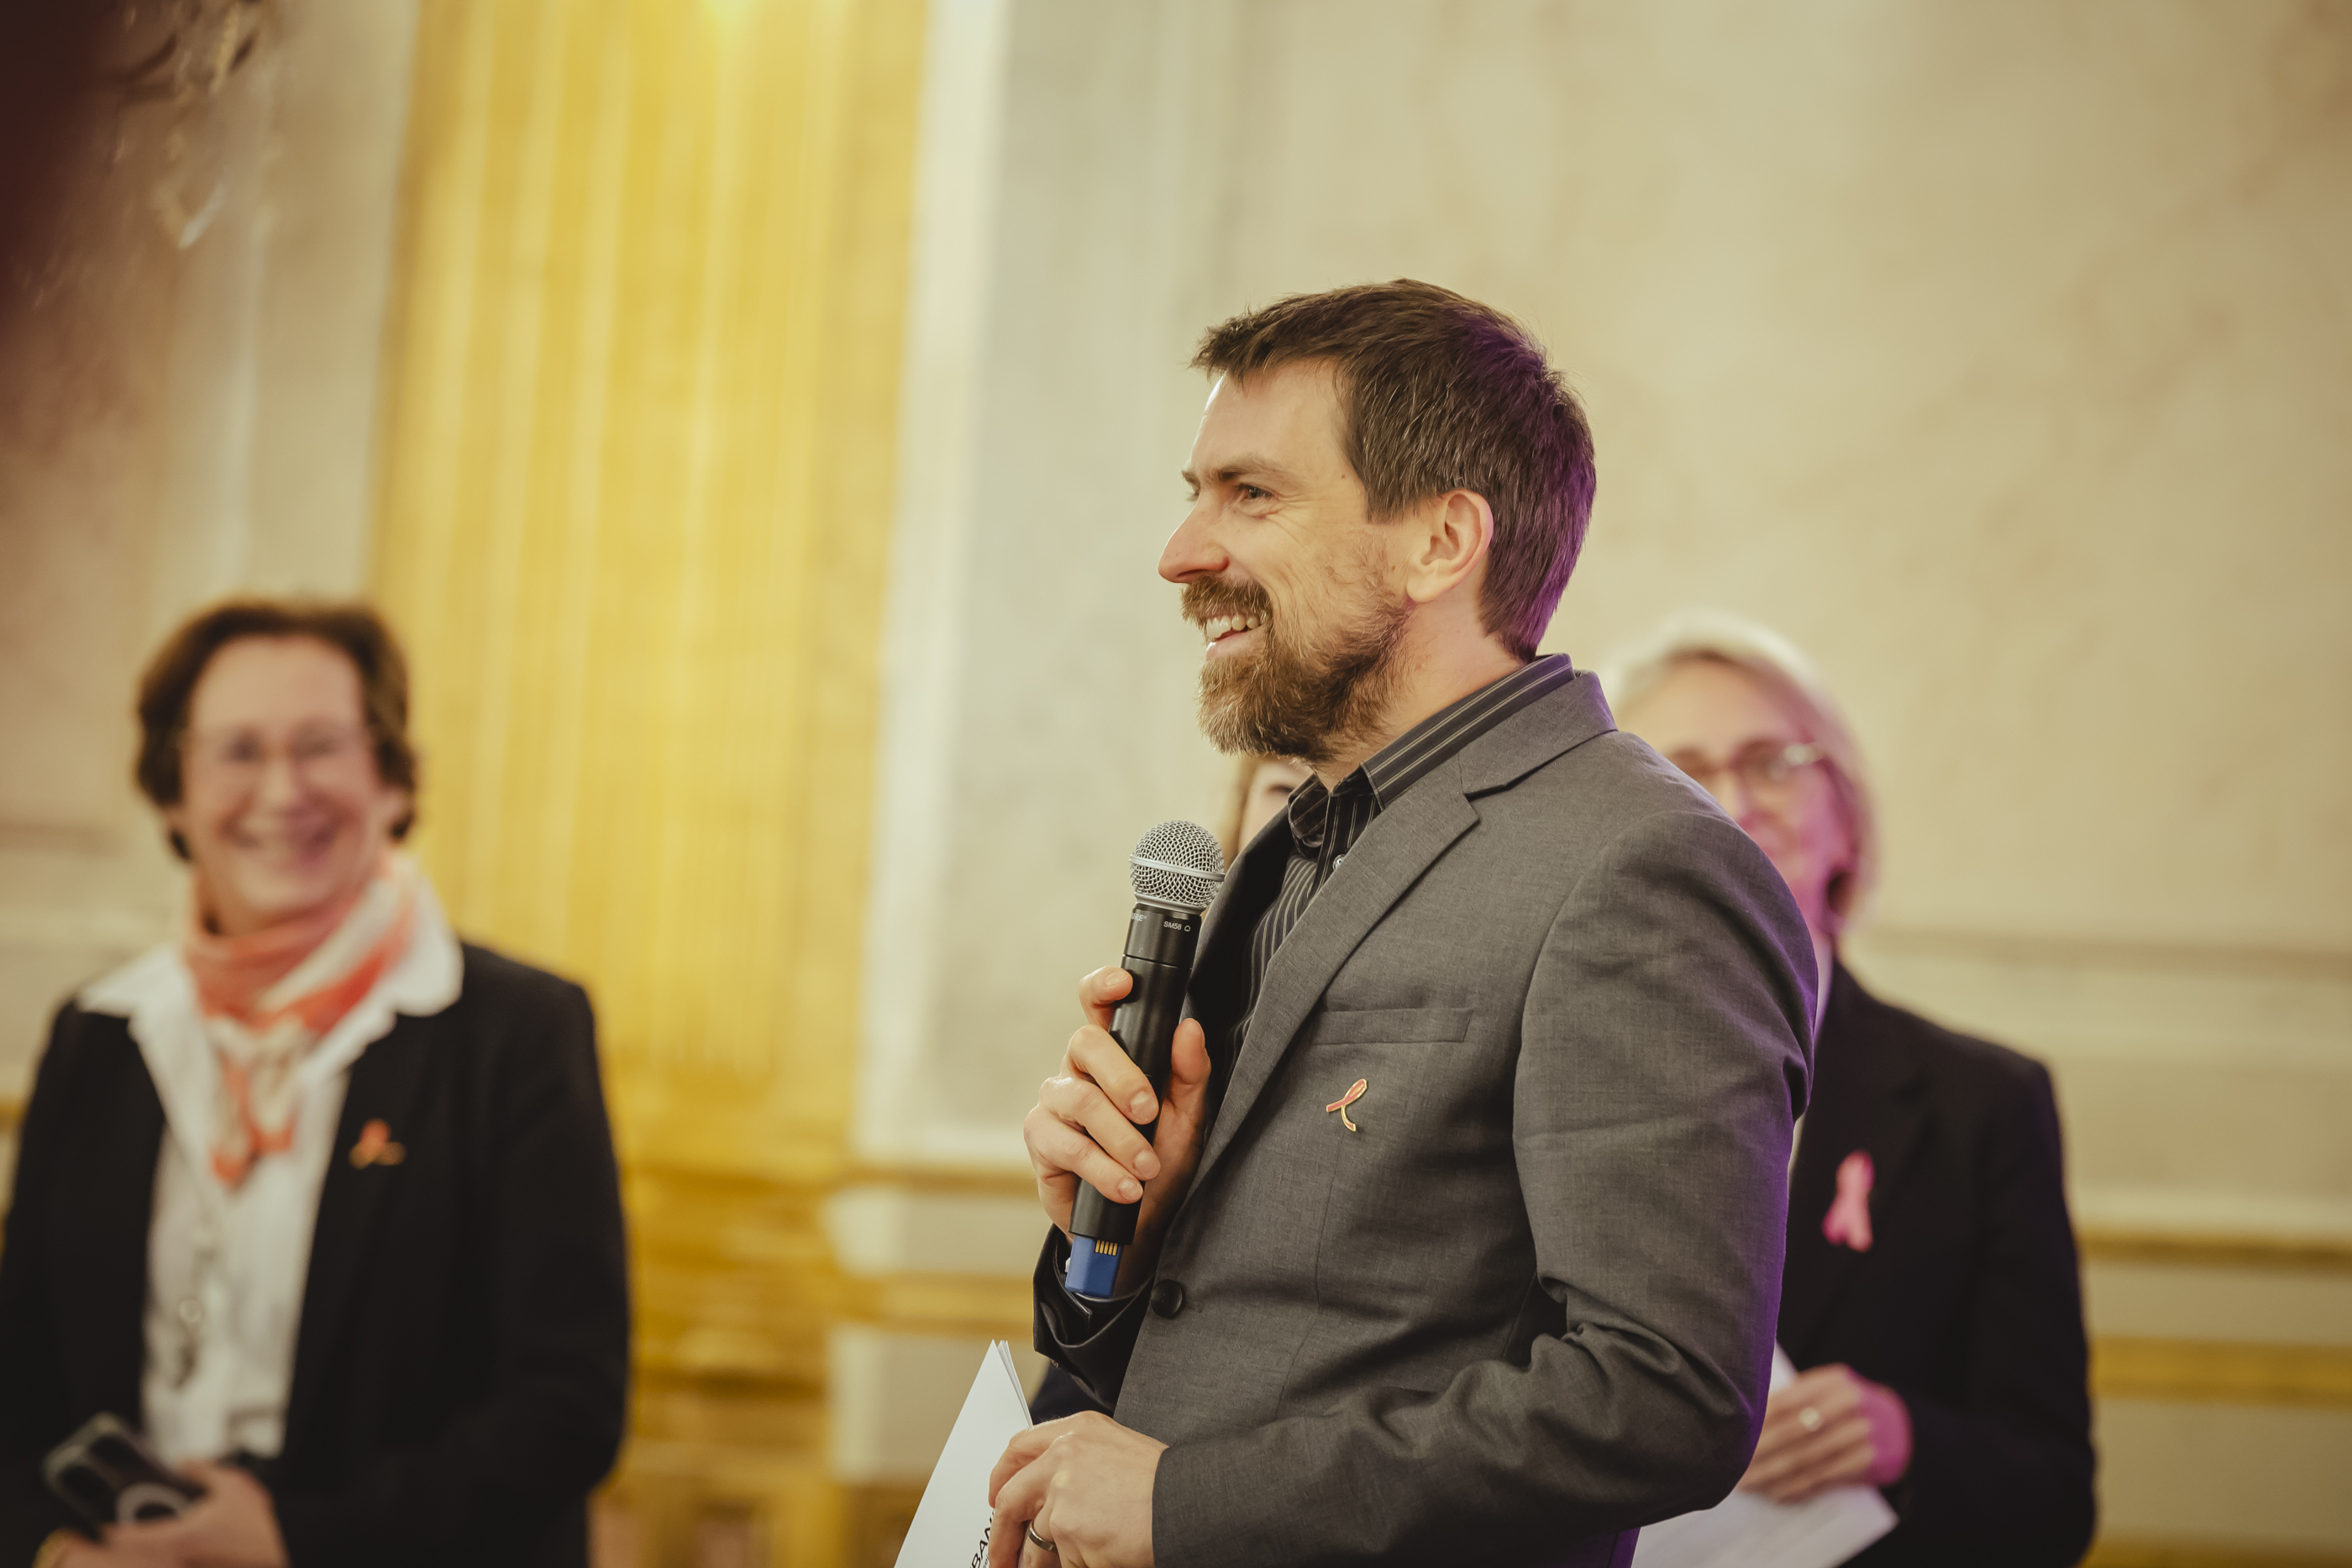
left=1063, top=820, right=1226, bottom=1299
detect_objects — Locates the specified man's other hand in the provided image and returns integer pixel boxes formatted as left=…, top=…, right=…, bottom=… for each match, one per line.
left=1025, top=966, right=1212, bottom=1288
left=1739, top=1361, right=1913, bottom=1503
left=987, top=1413, right=1163, bottom=1568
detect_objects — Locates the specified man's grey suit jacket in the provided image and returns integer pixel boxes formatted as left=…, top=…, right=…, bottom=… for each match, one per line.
left=1034, top=671, right=1816, bottom=1567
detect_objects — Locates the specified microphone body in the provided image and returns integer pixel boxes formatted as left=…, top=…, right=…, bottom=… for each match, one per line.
left=1064, top=821, right=1225, bottom=1299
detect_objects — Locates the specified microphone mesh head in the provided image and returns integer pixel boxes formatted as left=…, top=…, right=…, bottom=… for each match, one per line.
left=1129, top=820, right=1226, bottom=910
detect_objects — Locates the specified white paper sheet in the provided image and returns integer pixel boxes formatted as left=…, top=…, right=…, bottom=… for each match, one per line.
left=1630, top=1347, right=1897, bottom=1568
left=892, top=1341, right=1035, bottom=1568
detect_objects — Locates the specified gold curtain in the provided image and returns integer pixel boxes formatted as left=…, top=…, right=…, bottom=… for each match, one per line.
left=370, top=0, right=921, bottom=1183
left=370, top=10, right=927, bottom=1555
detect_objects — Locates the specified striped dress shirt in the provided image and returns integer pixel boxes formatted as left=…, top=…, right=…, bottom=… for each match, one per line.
left=1241, top=653, right=1582, bottom=1038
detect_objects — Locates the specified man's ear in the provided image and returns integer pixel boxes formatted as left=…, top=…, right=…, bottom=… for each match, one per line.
left=1402, top=490, right=1495, bottom=606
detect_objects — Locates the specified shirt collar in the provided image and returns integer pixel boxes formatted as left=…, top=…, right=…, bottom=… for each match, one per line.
left=1282, top=653, right=1580, bottom=846
left=1360, top=653, right=1579, bottom=805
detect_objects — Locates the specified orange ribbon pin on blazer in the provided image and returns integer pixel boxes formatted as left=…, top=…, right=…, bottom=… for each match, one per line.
left=349, top=1119, right=406, bottom=1168
left=1325, top=1078, right=1368, bottom=1131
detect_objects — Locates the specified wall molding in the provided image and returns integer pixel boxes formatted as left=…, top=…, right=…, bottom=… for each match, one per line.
left=2087, top=1540, right=2352, bottom=1568
left=1855, top=924, right=2352, bottom=983
left=2082, top=1226, right=2352, bottom=1274
left=2095, top=1336, right=2352, bottom=1411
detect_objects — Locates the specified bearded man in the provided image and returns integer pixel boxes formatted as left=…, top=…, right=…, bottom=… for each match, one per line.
left=990, top=281, right=1815, bottom=1568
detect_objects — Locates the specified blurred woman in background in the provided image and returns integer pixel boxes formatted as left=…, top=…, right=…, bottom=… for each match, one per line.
left=0, top=600, right=627, bottom=1568
left=1609, top=611, right=2094, bottom=1566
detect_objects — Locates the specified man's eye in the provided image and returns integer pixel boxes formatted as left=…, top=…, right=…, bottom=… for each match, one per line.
left=1237, top=485, right=1269, bottom=501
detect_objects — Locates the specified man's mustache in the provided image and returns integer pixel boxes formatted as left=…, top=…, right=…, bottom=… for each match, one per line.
left=1180, top=578, right=1273, bottom=627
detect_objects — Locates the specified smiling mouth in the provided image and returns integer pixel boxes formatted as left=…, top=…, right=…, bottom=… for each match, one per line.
left=1197, top=611, right=1267, bottom=649
left=233, top=817, right=339, bottom=863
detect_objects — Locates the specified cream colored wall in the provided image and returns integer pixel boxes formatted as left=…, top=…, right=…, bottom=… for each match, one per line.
left=1210, top=0, right=2349, bottom=929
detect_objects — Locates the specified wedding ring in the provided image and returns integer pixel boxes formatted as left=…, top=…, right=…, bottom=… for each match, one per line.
left=1798, top=1405, right=1824, bottom=1432
left=1025, top=1521, right=1058, bottom=1552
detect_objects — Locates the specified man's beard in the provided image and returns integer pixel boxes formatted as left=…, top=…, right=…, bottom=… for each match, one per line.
left=1184, top=575, right=1411, bottom=768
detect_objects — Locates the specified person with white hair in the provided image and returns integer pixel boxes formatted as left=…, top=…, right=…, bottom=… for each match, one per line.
left=1609, top=611, right=2096, bottom=1567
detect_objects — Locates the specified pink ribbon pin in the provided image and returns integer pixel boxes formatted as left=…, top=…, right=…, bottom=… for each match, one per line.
left=1822, top=1150, right=1874, bottom=1252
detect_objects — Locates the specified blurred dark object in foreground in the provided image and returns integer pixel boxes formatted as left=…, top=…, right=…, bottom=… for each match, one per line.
left=0, top=0, right=111, bottom=315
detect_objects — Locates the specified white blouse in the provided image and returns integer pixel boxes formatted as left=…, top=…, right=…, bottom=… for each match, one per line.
left=77, top=878, right=462, bottom=1466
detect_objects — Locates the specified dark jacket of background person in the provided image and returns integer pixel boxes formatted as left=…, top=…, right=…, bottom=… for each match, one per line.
left=1782, top=963, right=2095, bottom=1566
left=0, top=945, right=629, bottom=1568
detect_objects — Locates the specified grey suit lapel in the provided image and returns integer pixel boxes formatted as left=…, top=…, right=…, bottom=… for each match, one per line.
left=1185, top=671, right=1619, bottom=1193
left=1190, top=773, right=1479, bottom=1188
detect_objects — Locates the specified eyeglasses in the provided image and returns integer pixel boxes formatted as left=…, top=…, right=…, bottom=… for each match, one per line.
left=1663, top=740, right=1825, bottom=807
left=181, top=724, right=374, bottom=785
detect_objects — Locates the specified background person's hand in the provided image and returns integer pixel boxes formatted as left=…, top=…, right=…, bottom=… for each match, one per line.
left=86, top=1461, right=289, bottom=1568
left=986, top=1412, right=1164, bottom=1568
left=1740, top=1362, right=1913, bottom=1504
left=1024, top=966, right=1212, bottom=1289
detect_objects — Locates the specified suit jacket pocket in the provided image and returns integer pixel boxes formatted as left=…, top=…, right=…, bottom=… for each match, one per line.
left=1286, top=1005, right=1520, bottom=1382
left=1248, top=1009, right=1474, bottom=1258
left=1275, top=1008, right=1469, bottom=1162
left=1284, top=1006, right=1476, bottom=1151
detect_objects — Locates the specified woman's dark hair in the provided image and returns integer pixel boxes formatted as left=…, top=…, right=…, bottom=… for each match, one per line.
left=135, top=598, right=418, bottom=858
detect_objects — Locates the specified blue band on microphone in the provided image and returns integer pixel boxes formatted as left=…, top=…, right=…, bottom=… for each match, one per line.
left=1064, top=1234, right=1122, bottom=1299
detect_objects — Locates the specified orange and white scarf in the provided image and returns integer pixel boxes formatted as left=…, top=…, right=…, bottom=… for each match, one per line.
left=181, top=856, right=417, bottom=1188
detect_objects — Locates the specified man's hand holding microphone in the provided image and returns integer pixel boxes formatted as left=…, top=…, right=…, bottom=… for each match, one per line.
left=991, top=821, right=1226, bottom=1568
left=1023, top=964, right=1212, bottom=1293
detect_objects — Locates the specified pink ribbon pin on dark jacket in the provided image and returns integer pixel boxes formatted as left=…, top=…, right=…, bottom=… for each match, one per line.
left=1822, top=1149, right=1874, bottom=1252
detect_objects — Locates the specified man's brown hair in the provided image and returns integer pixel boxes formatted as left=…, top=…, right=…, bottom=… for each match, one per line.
left=136, top=598, right=419, bottom=857
left=1193, top=280, right=1597, bottom=660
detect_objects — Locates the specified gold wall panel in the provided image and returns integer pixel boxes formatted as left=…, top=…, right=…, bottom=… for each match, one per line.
left=370, top=0, right=923, bottom=1181
left=372, top=10, right=926, bottom=1556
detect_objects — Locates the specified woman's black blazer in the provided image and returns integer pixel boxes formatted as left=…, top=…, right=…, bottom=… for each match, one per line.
left=0, top=944, right=629, bottom=1568
left=1781, top=962, right=2096, bottom=1567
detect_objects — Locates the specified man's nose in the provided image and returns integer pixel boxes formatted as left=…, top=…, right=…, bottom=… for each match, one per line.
left=1159, top=501, right=1226, bottom=585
